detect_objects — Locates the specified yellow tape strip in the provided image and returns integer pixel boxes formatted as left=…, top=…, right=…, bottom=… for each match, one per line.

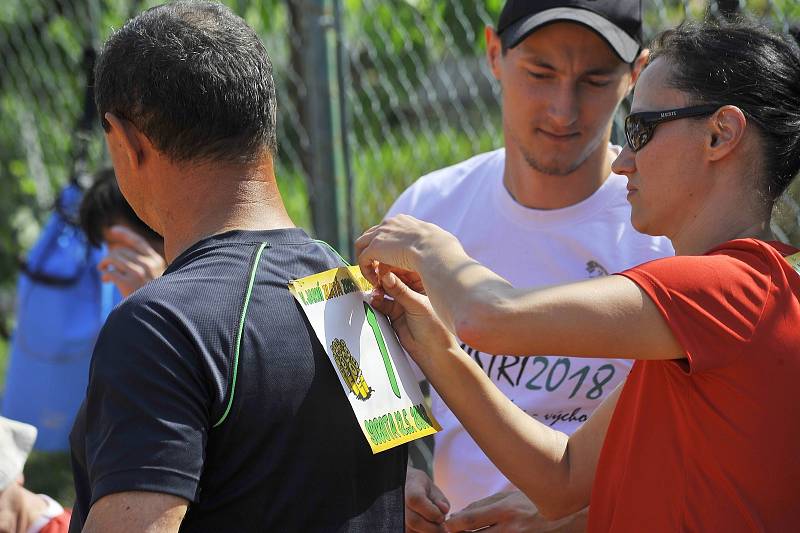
left=289, top=266, right=373, bottom=306
left=361, top=404, right=442, bottom=454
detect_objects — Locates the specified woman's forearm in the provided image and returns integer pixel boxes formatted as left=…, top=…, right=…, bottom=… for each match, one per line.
left=415, top=247, right=683, bottom=360
left=418, top=343, right=592, bottom=519
left=367, top=260, right=612, bottom=518
left=359, top=216, right=681, bottom=360
left=412, top=242, right=516, bottom=339
left=356, top=216, right=518, bottom=341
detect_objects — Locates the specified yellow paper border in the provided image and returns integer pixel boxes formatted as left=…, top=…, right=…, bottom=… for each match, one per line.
left=289, top=266, right=441, bottom=453
left=289, top=266, right=373, bottom=306
left=362, top=402, right=442, bottom=454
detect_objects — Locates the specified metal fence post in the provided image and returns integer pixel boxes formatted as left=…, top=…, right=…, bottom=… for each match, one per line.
left=299, top=0, right=341, bottom=250
left=332, top=0, right=355, bottom=260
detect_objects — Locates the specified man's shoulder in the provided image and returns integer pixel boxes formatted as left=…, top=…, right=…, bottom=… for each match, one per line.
left=103, top=245, right=254, bottom=334
left=97, top=279, right=195, bottom=354
left=126, top=256, right=241, bottom=312
left=388, top=148, right=504, bottom=218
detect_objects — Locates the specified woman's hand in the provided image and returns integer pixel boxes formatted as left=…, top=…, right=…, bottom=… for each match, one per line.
left=356, top=215, right=462, bottom=289
left=369, top=272, right=459, bottom=371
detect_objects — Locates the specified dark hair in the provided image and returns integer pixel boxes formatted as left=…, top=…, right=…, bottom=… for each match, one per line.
left=95, top=1, right=277, bottom=164
left=649, top=19, right=800, bottom=202
left=79, top=168, right=162, bottom=248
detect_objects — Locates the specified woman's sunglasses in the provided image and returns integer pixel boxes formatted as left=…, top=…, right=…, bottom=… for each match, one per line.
left=624, top=104, right=721, bottom=152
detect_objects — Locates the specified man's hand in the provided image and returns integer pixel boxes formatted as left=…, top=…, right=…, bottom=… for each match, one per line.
left=98, top=225, right=166, bottom=297
left=445, top=491, right=588, bottom=533
left=405, top=466, right=450, bottom=533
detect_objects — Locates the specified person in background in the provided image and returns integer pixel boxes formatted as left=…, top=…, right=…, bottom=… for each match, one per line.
left=0, top=417, right=70, bottom=533
left=385, top=1, right=672, bottom=531
left=359, top=18, right=800, bottom=532
left=79, top=168, right=165, bottom=297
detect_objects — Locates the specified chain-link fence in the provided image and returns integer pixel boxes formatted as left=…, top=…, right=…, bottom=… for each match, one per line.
left=1, top=0, right=799, bottom=295
left=340, top=0, right=800, bottom=253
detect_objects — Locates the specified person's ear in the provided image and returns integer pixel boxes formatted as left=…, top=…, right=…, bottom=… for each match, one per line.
left=627, top=48, right=650, bottom=92
left=485, top=26, right=503, bottom=81
left=103, top=112, right=146, bottom=170
left=706, top=105, right=747, bottom=162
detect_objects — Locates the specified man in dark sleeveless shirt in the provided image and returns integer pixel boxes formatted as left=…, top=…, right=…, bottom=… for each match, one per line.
left=68, top=2, right=406, bottom=531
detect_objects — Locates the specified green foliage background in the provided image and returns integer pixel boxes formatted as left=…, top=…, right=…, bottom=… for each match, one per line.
left=1, top=0, right=798, bottom=297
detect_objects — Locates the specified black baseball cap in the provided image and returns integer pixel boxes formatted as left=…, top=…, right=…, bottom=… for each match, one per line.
left=497, top=0, right=643, bottom=63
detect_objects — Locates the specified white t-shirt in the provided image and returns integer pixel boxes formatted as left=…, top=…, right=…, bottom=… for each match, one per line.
left=386, top=147, right=673, bottom=512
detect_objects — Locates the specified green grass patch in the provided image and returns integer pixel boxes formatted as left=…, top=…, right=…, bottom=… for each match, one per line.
left=24, top=452, right=75, bottom=507
left=272, top=117, right=504, bottom=249
left=276, top=164, right=311, bottom=230
left=351, top=119, right=503, bottom=233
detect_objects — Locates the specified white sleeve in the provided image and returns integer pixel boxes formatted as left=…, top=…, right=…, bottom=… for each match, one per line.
left=385, top=178, right=424, bottom=219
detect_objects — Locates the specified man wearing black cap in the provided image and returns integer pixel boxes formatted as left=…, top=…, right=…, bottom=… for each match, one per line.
left=386, top=1, right=672, bottom=531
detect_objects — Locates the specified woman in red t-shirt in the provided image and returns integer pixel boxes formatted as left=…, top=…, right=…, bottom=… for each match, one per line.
left=356, top=20, right=800, bottom=533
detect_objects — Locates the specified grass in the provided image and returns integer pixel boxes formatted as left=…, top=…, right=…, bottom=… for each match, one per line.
left=351, top=118, right=503, bottom=233
left=270, top=116, right=504, bottom=255
left=24, top=451, right=75, bottom=506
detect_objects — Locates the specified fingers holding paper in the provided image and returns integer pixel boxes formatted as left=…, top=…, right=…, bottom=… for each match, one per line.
left=356, top=215, right=462, bottom=289
left=369, top=272, right=459, bottom=370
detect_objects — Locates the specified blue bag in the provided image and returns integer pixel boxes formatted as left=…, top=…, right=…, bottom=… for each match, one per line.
left=3, top=183, right=119, bottom=451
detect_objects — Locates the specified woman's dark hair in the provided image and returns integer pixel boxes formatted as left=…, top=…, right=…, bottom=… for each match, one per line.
left=649, top=19, right=800, bottom=202
left=79, top=168, right=162, bottom=248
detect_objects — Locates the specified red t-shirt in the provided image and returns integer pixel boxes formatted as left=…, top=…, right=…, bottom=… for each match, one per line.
left=39, top=509, right=71, bottom=533
left=589, top=239, right=800, bottom=532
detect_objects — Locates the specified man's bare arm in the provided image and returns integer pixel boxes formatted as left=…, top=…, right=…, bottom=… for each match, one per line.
left=82, top=491, right=188, bottom=533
